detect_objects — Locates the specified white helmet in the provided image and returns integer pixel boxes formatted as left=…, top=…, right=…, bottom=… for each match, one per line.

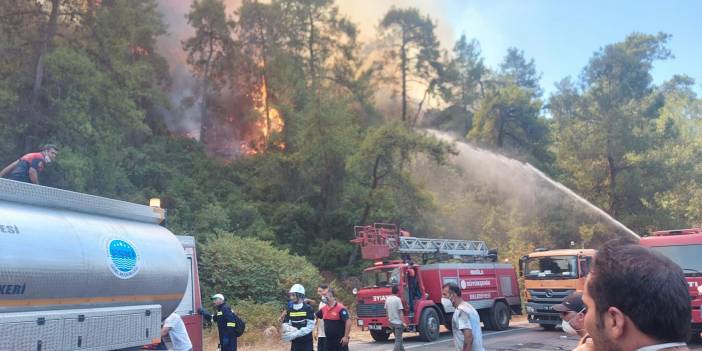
left=289, top=284, right=305, bottom=295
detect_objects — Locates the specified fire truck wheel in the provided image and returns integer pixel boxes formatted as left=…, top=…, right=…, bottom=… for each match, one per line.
left=486, top=301, right=510, bottom=331
left=370, top=329, right=390, bottom=342
left=418, top=308, right=441, bottom=341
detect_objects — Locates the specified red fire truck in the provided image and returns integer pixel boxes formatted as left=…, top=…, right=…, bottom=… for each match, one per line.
left=351, top=224, right=522, bottom=342
left=640, top=228, right=702, bottom=338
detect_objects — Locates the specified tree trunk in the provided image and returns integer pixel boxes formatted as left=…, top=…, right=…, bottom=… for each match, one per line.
left=348, top=155, right=383, bottom=266
left=606, top=154, right=618, bottom=216
left=31, top=0, right=61, bottom=104
left=307, top=6, right=316, bottom=83
left=200, top=30, right=215, bottom=144
left=400, top=31, right=407, bottom=122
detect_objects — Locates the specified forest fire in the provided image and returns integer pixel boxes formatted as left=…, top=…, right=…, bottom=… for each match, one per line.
left=239, top=75, right=285, bottom=155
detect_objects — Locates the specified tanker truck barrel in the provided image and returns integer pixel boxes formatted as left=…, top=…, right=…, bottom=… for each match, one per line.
left=0, top=179, right=190, bottom=349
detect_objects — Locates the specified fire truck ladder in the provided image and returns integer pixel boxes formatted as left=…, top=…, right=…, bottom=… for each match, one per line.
left=352, top=223, right=491, bottom=261
left=397, top=236, right=489, bottom=257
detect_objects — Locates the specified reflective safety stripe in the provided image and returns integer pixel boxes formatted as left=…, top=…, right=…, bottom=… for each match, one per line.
left=0, top=293, right=183, bottom=307
left=226, top=322, right=237, bottom=327
left=289, top=311, right=308, bottom=317
left=217, top=312, right=223, bottom=316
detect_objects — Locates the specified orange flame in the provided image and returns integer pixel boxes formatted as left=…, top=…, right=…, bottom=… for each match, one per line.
left=240, top=74, right=285, bottom=155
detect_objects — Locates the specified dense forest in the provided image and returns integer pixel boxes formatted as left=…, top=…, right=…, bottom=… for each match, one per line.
left=1, top=0, right=701, bottom=298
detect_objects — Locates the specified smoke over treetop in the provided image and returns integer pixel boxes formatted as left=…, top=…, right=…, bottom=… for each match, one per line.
left=154, top=0, right=457, bottom=150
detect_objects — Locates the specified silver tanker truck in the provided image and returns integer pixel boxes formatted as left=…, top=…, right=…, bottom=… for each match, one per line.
left=0, top=178, right=203, bottom=351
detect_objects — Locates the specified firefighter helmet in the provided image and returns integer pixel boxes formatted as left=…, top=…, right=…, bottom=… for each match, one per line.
left=289, top=284, right=305, bottom=295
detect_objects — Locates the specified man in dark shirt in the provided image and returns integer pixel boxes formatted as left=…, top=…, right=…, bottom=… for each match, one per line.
left=0, top=144, right=58, bottom=184
left=315, top=289, right=351, bottom=351
left=200, top=293, right=239, bottom=351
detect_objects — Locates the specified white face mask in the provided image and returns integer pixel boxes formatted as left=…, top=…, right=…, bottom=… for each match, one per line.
left=561, top=318, right=579, bottom=335
left=561, top=309, right=585, bottom=336
left=44, top=155, right=52, bottom=163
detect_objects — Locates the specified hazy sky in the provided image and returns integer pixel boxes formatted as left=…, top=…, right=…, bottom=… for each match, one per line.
left=338, top=0, right=702, bottom=97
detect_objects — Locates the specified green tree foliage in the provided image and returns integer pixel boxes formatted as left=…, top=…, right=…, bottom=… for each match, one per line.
left=198, top=235, right=321, bottom=304
left=1, top=0, right=701, bottom=315
left=433, top=35, right=486, bottom=134
left=183, top=0, right=235, bottom=143
left=468, top=84, right=548, bottom=161
left=550, top=33, right=674, bottom=231
left=499, top=47, right=542, bottom=95
left=380, top=7, right=441, bottom=124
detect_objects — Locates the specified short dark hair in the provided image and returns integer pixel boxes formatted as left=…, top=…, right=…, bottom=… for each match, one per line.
left=318, top=284, right=329, bottom=290
left=442, top=283, right=461, bottom=296
left=41, top=144, right=58, bottom=152
left=391, top=285, right=399, bottom=294
left=588, top=239, right=691, bottom=342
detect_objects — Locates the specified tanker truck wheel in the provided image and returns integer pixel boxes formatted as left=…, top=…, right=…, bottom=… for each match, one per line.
left=418, top=308, right=440, bottom=341
left=484, top=301, right=510, bottom=331
left=370, top=329, right=390, bottom=342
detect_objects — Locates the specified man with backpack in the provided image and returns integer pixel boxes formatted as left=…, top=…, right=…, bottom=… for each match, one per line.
left=200, top=293, right=245, bottom=351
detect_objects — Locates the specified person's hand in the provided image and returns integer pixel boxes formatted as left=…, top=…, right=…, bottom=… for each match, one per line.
left=340, top=336, right=350, bottom=346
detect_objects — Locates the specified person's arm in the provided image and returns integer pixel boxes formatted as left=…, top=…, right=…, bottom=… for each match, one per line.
left=161, top=325, right=171, bottom=337
left=461, top=328, right=473, bottom=351
left=291, top=307, right=316, bottom=339
left=0, top=160, right=18, bottom=178
left=28, top=167, right=39, bottom=184
left=198, top=308, right=213, bottom=322
left=340, top=308, right=351, bottom=346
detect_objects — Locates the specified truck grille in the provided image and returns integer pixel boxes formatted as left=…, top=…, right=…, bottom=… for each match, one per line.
left=356, top=303, right=386, bottom=317
left=528, top=289, right=575, bottom=303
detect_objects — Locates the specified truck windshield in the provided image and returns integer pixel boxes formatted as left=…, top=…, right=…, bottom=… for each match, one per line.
left=362, top=267, right=401, bottom=288
left=649, top=245, right=702, bottom=277
left=525, top=256, right=578, bottom=279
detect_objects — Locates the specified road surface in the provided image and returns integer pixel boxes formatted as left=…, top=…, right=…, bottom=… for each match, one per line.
left=350, top=323, right=702, bottom=351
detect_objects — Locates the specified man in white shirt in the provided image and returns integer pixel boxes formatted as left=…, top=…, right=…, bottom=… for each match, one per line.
left=384, top=285, right=405, bottom=351
left=316, top=284, right=330, bottom=351
left=442, top=283, right=484, bottom=351
left=161, top=312, right=193, bottom=351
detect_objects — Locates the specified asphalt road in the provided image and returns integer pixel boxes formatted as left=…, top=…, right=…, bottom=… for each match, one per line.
left=349, top=323, right=702, bottom=351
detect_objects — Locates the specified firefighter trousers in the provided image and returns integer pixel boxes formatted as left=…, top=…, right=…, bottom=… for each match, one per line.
left=290, top=338, right=313, bottom=351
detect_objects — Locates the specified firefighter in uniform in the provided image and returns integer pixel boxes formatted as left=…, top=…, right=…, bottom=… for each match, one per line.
left=0, top=144, right=58, bottom=185
left=282, top=284, right=316, bottom=351
left=200, top=293, right=239, bottom=351
left=315, top=288, right=351, bottom=351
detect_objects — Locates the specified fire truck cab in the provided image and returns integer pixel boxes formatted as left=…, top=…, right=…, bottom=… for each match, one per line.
left=640, top=228, right=702, bottom=338
left=352, top=224, right=522, bottom=342
left=519, top=249, right=595, bottom=329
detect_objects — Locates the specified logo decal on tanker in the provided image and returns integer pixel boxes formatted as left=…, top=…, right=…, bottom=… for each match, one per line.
left=107, top=239, right=140, bottom=279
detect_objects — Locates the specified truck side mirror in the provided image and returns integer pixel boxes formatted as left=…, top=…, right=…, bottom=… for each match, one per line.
left=519, top=256, right=528, bottom=277
left=579, top=257, right=592, bottom=277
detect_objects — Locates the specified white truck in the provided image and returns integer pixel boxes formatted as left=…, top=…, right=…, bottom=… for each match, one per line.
left=0, top=178, right=203, bottom=351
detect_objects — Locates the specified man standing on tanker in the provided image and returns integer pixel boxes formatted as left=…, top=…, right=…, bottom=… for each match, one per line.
left=0, top=144, right=58, bottom=185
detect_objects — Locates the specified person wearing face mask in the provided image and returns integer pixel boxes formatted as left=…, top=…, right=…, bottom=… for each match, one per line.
left=1, top=144, right=58, bottom=185
left=553, top=292, right=592, bottom=350
left=315, top=284, right=330, bottom=351
left=282, top=284, right=316, bottom=351
left=442, top=283, right=484, bottom=351
left=583, top=239, right=691, bottom=351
